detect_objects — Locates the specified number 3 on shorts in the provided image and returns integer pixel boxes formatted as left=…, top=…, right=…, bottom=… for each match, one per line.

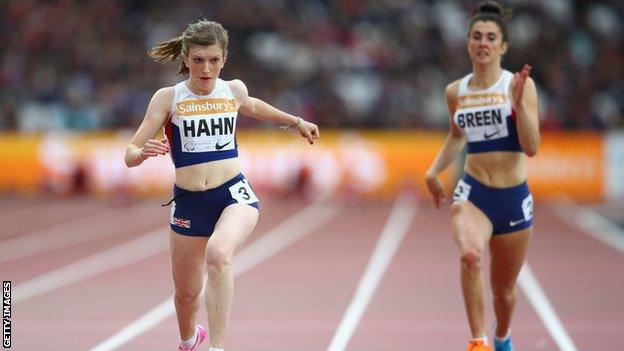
left=229, top=179, right=259, bottom=205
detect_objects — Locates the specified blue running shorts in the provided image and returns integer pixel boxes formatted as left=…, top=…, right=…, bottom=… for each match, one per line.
left=452, top=173, right=533, bottom=235
left=169, top=173, right=259, bottom=236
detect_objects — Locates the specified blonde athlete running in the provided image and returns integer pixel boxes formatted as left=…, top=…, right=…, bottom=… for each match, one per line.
left=125, top=19, right=319, bottom=351
left=425, top=2, right=539, bottom=351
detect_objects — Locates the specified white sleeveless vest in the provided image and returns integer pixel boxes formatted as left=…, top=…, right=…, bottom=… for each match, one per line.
left=164, top=78, right=239, bottom=168
left=452, top=70, right=522, bottom=153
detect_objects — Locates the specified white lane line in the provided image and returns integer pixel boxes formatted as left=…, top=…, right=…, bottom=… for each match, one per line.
left=326, top=193, right=417, bottom=351
left=0, top=201, right=153, bottom=264
left=552, top=198, right=624, bottom=254
left=0, top=200, right=57, bottom=222
left=13, top=227, right=169, bottom=303
left=518, top=263, right=578, bottom=351
left=87, top=197, right=340, bottom=351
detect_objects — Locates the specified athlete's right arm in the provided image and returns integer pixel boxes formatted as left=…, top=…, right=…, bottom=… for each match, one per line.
left=425, top=80, right=466, bottom=208
left=124, top=87, right=173, bottom=168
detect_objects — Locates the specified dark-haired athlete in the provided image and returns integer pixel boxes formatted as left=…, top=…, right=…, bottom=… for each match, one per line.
left=425, top=2, right=539, bottom=350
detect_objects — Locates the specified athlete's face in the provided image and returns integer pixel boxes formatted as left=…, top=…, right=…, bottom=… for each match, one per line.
left=467, top=21, right=508, bottom=66
left=183, top=44, right=226, bottom=95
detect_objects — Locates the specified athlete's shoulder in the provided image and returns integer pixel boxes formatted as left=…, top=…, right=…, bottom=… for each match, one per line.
left=445, top=79, right=462, bottom=100
left=225, top=79, right=249, bottom=104
left=145, top=86, right=174, bottom=109
left=225, top=79, right=247, bottom=93
left=153, top=86, right=175, bottom=100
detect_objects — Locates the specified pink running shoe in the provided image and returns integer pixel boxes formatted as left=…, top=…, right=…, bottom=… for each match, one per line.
left=177, top=325, right=207, bottom=351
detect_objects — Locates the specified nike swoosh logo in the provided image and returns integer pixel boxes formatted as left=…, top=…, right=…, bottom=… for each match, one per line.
left=483, top=129, right=501, bottom=139
left=215, top=140, right=232, bottom=150
left=509, top=219, right=525, bottom=227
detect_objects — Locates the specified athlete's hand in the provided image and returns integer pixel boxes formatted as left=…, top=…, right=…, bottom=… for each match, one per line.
left=511, top=64, right=531, bottom=110
left=140, top=139, right=169, bottom=158
left=298, top=120, right=320, bottom=145
left=425, top=173, right=446, bottom=209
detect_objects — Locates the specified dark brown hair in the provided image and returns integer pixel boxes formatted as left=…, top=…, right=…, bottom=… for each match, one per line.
left=148, top=20, right=229, bottom=75
left=468, top=1, right=511, bottom=43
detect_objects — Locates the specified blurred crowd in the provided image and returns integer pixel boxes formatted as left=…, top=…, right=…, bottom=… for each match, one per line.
left=1, top=0, right=623, bottom=131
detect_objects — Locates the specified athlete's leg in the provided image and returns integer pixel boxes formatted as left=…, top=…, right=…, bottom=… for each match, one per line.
left=169, top=231, right=209, bottom=340
left=205, top=203, right=258, bottom=348
left=489, top=227, right=532, bottom=338
left=451, top=201, right=493, bottom=339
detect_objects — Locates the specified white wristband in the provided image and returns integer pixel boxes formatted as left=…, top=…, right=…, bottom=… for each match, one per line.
left=294, top=116, right=303, bottom=127
left=279, top=116, right=304, bottom=132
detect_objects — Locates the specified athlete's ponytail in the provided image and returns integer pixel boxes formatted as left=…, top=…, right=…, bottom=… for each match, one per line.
left=148, top=19, right=229, bottom=75
left=149, top=36, right=184, bottom=70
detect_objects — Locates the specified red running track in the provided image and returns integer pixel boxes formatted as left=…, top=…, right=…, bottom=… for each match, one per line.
left=1, top=194, right=622, bottom=351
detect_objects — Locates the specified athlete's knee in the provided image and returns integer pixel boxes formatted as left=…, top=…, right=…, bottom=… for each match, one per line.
left=206, top=242, right=232, bottom=268
left=492, top=284, right=516, bottom=303
left=174, top=287, right=202, bottom=305
left=460, top=249, right=483, bottom=271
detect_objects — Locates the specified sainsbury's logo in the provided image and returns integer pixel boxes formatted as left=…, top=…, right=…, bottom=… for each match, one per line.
left=458, top=93, right=506, bottom=109
left=177, top=98, right=237, bottom=116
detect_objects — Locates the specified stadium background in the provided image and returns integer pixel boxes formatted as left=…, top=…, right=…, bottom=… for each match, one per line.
left=1, top=1, right=623, bottom=350
left=1, top=0, right=623, bottom=202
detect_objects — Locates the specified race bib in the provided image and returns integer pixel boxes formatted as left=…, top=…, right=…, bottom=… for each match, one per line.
left=229, top=179, right=259, bottom=204
left=453, top=179, right=471, bottom=201
left=522, top=194, right=533, bottom=221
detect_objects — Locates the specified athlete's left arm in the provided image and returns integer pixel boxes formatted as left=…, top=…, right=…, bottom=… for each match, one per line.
left=512, top=64, right=540, bottom=157
left=228, top=79, right=319, bottom=145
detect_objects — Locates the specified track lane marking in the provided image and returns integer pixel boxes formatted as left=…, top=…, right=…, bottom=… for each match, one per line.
left=327, top=193, right=417, bottom=351
left=552, top=198, right=624, bottom=254
left=88, top=195, right=340, bottom=351
left=13, top=226, right=169, bottom=303
left=0, top=201, right=153, bottom=263
left=519, top=263, right=578, bottom=351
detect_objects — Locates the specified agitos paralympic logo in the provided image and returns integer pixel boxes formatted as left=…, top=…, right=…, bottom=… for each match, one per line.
left=3, top=281, right=10, bottom=348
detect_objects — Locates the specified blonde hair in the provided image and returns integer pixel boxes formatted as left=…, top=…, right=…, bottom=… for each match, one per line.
left=148, top=19, right=229, bottom=75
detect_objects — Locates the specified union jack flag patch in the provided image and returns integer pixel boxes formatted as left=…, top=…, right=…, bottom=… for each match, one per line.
left=172, top=216, right=191, bottom=228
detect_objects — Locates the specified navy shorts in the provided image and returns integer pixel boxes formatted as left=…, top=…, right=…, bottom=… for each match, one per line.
left=452, top=173, right=533, bottom=235
left=169, top=173, right=259, bottom=236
